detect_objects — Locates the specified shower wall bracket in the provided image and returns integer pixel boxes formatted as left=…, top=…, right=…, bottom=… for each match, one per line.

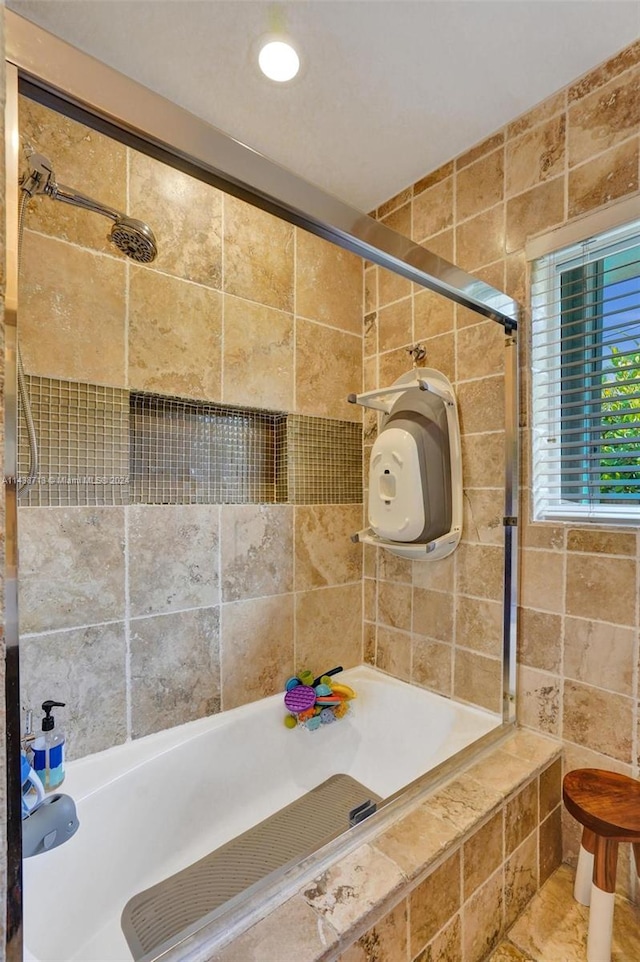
left=349, top=369, right=462, bottom=561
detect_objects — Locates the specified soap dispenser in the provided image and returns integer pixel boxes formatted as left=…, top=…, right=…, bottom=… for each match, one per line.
left=32, top=700, right=66, bottom=791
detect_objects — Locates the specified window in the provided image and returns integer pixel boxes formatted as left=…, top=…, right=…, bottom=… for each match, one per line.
left=531, top=219, right=640, bottom=523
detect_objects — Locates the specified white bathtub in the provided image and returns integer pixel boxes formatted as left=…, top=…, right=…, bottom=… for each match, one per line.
left=24, top=665, right=501, bottom=962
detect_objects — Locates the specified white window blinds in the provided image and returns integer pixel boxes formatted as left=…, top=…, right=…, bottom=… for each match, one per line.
left=531, top=218, right=640, bottom=524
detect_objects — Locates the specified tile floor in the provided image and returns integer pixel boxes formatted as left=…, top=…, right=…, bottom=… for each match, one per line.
left=490, top=865, right=640, bottom=962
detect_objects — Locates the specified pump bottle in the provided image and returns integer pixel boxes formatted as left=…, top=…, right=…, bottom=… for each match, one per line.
left=32, top=700, right=66, bottom=791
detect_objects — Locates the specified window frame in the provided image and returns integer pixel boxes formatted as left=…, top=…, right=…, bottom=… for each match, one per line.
left=531, top=219, right=640, bottom=525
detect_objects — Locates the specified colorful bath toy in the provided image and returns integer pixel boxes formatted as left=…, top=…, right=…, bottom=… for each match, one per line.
left=298, top=669, right=314, bottom=687
left=285, top=677, right=301, bottom=691
left=306, top=716, right=322, bottom=731
left=320, top=708, right=336, bottom=724
left=284, top=714, right=298, bottom=729
left=284, top=685, right=316, bottom=714
left=314, top=684, right=332, bottom=696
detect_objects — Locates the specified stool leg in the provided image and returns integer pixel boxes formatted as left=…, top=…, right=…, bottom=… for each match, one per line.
left=575, top=827, right=597, bottom=905
left=587, top=837, right=618, bottom=962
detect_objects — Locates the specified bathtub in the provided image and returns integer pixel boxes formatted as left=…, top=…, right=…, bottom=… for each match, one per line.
left=24, top=665, right=501, bottom=962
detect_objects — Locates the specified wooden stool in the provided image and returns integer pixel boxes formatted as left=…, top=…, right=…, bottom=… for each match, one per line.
left=563, top=769, right=640, bottom=962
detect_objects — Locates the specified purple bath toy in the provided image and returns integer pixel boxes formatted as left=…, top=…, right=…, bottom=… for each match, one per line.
left=284, top=685, right=316, bottom=714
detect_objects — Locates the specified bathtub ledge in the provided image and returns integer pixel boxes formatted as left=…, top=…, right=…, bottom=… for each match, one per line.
left=201, top=727, right=560, bottom=962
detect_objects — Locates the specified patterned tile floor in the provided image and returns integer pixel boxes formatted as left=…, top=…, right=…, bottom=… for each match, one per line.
left=490, top=865, right=640, bottom=962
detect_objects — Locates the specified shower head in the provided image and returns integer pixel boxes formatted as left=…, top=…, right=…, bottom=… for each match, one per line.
left=109, top=217, right=158, bottom=264
left=21, top=148, right=158, bottom=263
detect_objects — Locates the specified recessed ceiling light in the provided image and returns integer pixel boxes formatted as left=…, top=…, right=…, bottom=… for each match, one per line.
left=258, top=39, right=300, bottom=83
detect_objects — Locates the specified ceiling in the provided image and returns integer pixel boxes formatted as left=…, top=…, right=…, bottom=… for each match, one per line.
left=7, top=1, right=640, bottom=211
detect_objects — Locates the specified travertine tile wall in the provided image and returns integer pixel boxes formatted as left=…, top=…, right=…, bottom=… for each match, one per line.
left=16, top=96, right=363, bottom=759
left=366, top=38, right=640, bottom=882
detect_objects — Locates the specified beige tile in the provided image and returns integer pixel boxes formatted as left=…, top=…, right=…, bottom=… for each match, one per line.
left=462, top=432, right=504, bottom=488
left=520, top=549, right=564, bottom=613
left=378, top=550, right=412, bottom=584
left=364, top=544, right=377, bottom=579
left=421, top=331, right=455, bottom=382
left=456, top=543, right=504, bottom=601
left=506, top=116, right=566, bottom=196
left=364, top=577, right=377, bottom=623
left=568, top=138, right=639, bottom=218
left=414, top=289, right=454, bottom=340
left=223, top=194, right=293, bottom=311
left=130, top=607, right=220, bottom=738
left=129, top=150, right=222, bottom=288
left=376, top=625, right=411, bottom=681
left=221, top=594, right=294, bottom=709
left=505, top=177, right=565, bottom=253
left=363, top=355, right=378, bottom=392
left=411, top=637, right=452, bottom=696
left=456, top=205, right=505, bottom=272
left=463, top=810, right=504, bottom=899
left=412, top=588, right=453, bottom=644
left=569, top=39, right=640, bottom=101
left=457, top=149, right=504, bottom=222
left=295, top=318, right=361, bottom=421
left=539, top=807, right=563, bottom=886
left=504, top=832, right=538, bottom=930
left=409, top=851, right=461, bottom=956
left=466, top=750, right=539, bottom=799
left=519, top=518, right=565, bottom=551
left=128, top=266, right=222, bottom=400
left=539, top=758, right=562, bottom=820
left=457, top=132, right=505, bottom=170
left=212, top=894, right=338, bottom=962
left=505, top=779, right=538, bottom=856
left=378, top=266, right=411, bottom=308
left=364, top=310, right=378, bottom=356
left=363, top=621, right=376, bottom=665
left=563, top=680, right=633, bottom=762
left=457, top=321, right=505, bottom=379
left=420, top=228, right=454, bottom=262
left=454, top=649, right=502, bottom=712
left=382, top=202, right=411, bottom=238
left=364, top=267, right=377, bottom=315
left=20, top=232, right=126, bottom=385
left=566, top=552, right=636, bottom=624
left=457, top=376, right=505, bottom=434
left=20, top=623, right=127, bottom=761
left=505, top=251, right=528, bottom=305
left=412, top=552, right=454, bottom=592
left=378, top=581, right=412, bottom=632
left=19, top=97, right=127, bottom=255
left=567, top=527, right=636, bottom=555
left=517, top=666, right=561, bottom=736
left=221, top=504, right=293, bottom=602
left=296, top=584, right=362, bottom=671
left=507, top=90, right=566, bottom=139
left=487, top=940, right=534, bottom=962
left=378, top=297, right=412, bottom=352
left=413, top=177, right=453, bottom=242
left=378, top=186, right=413, bottom=218
left=295, top=504, right=362, bottom=590
left=302, top=843, right=404, bottom=936
left=461, top=480, right=503, bottom=545
left=517, top=608, right=562, bottom=673
left=463, top=867, right=504, bottom=962
left=373, top=803, right=457, bottom=880
left=413, top=160, right=454, bottom=193
left=568, top=67, right=640, bottom=167
left=456, top=596, right=502, bottom=657
left=339, top=899, right=408, bottom=962
left=295, top=230, right=362, bottom=335
left=564, top=616, right=635, bottom=696
left=128, top=504, right=219, bottom=616
left=222, top=295, right=293, bottom=410
left=19, top=506, right=125, bottom=633
left=416, top=914, right=461, bottom=962
left=500, top=730, right=561, bottom=769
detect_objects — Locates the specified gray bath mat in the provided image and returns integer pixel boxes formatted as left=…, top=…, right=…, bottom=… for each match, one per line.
left=121, top=773, right=380, bottom=960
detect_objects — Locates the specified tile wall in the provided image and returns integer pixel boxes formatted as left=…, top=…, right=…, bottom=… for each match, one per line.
left=16, top=96, right=364, bottom=759
left=366, top=38, right=640, bottom=886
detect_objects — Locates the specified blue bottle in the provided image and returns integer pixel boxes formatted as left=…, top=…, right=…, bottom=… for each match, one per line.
left=32, top=700, right=66, bottom=791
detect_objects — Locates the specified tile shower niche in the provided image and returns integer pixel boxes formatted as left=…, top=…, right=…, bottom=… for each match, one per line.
left=17, top=376, right=362, bottom=507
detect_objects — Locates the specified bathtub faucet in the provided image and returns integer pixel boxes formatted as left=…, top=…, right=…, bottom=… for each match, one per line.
left=23, top=792, right=80, bottom=858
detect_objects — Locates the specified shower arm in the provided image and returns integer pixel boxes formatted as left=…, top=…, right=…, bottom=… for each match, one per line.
left=20, top=149, right=121, bottom=222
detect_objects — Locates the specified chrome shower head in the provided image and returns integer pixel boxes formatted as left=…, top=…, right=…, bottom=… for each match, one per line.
left=109, top=217, right=158, bottom=264
left=21, top=147, right=158, bottom=263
